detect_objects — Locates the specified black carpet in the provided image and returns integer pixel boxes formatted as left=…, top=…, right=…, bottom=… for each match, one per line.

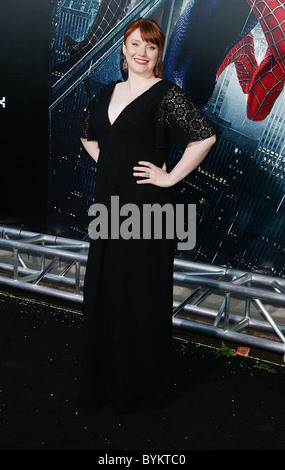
left=1, top=291, right=285, bottom=452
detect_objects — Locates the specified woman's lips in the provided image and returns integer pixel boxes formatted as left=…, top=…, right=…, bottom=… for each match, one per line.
left=134, top=58, right=149, bottom=64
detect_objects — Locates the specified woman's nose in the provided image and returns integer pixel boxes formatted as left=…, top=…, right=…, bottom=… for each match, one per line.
left=138, top=46, right=147, bottom=56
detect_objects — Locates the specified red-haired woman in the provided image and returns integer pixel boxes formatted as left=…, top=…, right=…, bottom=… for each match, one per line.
left=80, top=18, right=217, bottom=412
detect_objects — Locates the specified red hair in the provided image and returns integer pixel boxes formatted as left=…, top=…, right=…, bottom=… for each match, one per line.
left=124, top=18, right=165, bottom=77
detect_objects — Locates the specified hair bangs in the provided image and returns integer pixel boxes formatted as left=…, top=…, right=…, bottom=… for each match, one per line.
left=124, top=18, right=165, bottom=53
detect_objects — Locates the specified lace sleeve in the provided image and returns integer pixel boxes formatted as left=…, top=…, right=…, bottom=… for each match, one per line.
left=80, top=87, right=104, bottom=141
left=156, top=84, right=218, bottom=148
left=80, top=104, right=96, bottom=141
left=80, top=96, right=98, bottom=141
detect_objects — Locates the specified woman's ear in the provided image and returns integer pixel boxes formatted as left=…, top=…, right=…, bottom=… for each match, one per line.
left=122, top=43, right=126, bottom=55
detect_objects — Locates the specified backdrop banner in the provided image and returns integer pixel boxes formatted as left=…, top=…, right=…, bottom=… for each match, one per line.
left=0, top=0, right=49, bottom=233
left=2, top=0, right=284, bottom=278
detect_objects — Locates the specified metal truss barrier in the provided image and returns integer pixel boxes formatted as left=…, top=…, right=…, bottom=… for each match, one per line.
left=0, top=226, right=285, bottom=357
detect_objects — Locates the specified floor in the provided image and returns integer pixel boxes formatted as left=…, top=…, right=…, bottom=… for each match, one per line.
left=1, top=291, right=285, bottom=451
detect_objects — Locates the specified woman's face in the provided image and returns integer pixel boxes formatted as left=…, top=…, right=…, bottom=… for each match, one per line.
left=123, top=28, right=160, bottom=78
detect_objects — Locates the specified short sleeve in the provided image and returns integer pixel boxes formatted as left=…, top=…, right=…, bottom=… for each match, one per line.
left=80, top=96, right=99, bottom=141
left=156, top=84, right=219, bottom=148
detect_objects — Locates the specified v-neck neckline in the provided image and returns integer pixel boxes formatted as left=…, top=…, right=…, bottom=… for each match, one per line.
left=107, top=79, right=165, bottom=127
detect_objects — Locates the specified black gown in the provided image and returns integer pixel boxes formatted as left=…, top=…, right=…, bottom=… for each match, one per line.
left=79, top=79, right=216, bottom=411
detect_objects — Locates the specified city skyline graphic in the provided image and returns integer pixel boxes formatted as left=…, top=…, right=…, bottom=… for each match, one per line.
left=49, top=0, right=285, bottom=278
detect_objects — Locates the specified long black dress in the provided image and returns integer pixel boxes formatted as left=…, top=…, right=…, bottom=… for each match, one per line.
left=79, top=79, right=216, bottom=411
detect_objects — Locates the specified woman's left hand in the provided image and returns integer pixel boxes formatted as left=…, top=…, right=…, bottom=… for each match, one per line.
left=133, top=161, right=172, bottom=187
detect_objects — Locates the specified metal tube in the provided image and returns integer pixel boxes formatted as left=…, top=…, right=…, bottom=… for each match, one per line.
left=172, top=317, right=285, bottom=356
left=13, top=249, right=18, bottom=281
left=0, top=238, right=87, bottom=262
left=59, top=260, right=76, bottom=276
left=173, top=301, right=285, bottom=335
left=0, top=276, right=83, bottom=304
left=252, top=298, right=285, bottom=344
left=213, top=297, right=226, bottom=327
left=20, top=235, right=45, bottom=244
left=272, top=281, right=285, bottom=294
left=229, top=317, right=251, bottom=333
left=174, top=258, right=227, bottom=275
left=191, top=288, right=212, bottom=306
left=174, top=258, right=285, bottom=289
left=223, top=292, right=231, bottom=331
left=174, top=272, right=285, bottom=306
left=75, top=261, right=81, bottom=295
left=231, top=273, right=252, bottom=285
left=0, top=226, right=89, bottom=248
left=173, top=287, right=203, bottom=315
left=32, top=257, right=59, bottom=285
left=0, top=262, right=84, bottom=289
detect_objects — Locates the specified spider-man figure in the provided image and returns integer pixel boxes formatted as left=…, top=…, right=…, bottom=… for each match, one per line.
left=164, top=0, right=285, bottom=121
left=55, top=0, right=285, bottom=122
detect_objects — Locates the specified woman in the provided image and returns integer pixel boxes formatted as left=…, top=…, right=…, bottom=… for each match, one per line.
left=79, top=18, right=217, bottom=412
